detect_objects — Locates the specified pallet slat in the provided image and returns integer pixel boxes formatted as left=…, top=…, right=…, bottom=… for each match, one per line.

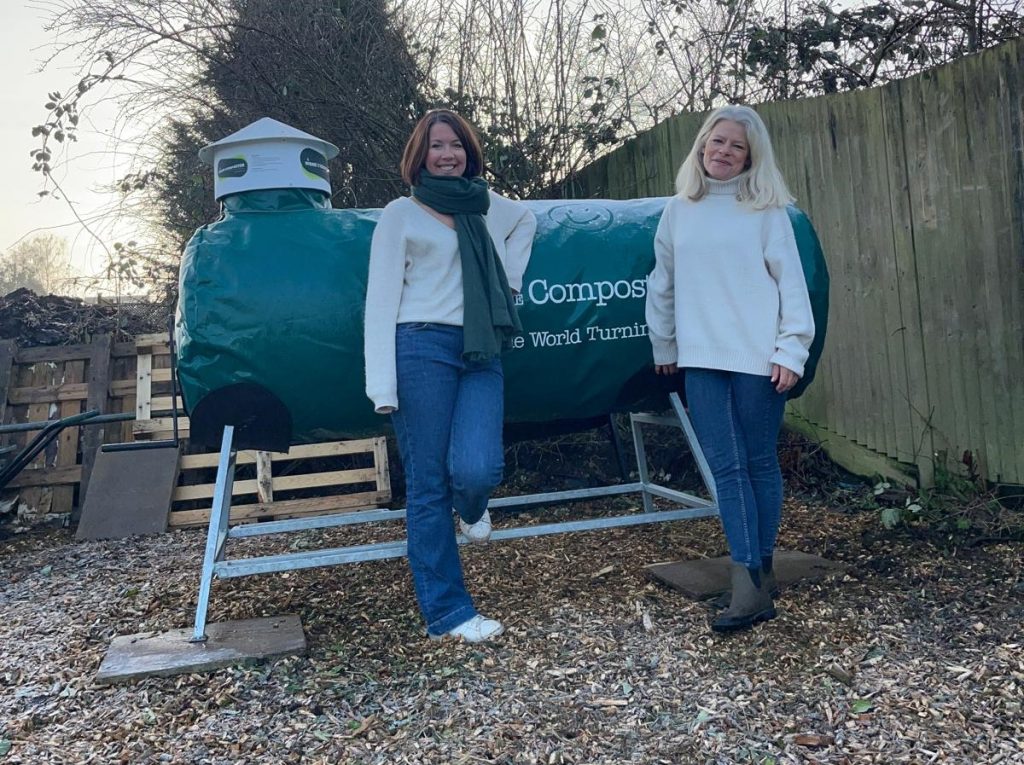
left=177, top=438, right=383, bottom=469
left=171, top=467, right=380, bottom=502
left=135, top=333, right=171, bottom=351
left=6, top=465, right=82, bottom=488
left=168, top=491, right=392, bottom=528
left=133, top=417, right=190, bottom=438
left=136, top=352, right=153, bottom=421
left=149, top=396, right=185, bottom=412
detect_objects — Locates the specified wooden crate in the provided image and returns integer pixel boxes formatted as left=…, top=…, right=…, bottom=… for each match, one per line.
left=169, top=437, right=391, bottom=528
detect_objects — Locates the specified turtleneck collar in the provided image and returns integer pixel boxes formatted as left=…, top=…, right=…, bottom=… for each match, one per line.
left=704, top=172, right=748, bottom=197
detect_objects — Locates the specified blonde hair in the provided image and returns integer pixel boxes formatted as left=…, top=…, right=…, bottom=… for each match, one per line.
left=675, top=105, right=794, bottom=209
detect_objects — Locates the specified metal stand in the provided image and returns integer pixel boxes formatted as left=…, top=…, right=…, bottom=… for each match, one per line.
left=189, top=393, right=717, bottom=641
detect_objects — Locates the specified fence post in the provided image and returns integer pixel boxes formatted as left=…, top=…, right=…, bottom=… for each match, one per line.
left=0, top=340, right=16, bottom=427
left=77, top=334, right=113, bottom=517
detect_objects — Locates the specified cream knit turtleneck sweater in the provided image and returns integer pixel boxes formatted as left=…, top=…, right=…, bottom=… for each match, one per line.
left=645, top=176, right=815, bottom=377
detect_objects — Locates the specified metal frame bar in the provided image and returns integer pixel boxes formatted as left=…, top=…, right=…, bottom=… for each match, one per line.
left=190, top=426, right=237, bottom=642
left=188, top=393, right=716, bottom=640
left=0, top=409, right=104, bottom=490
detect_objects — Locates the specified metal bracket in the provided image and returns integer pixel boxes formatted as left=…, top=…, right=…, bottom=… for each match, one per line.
left=188, top=393, right=716, bottom=641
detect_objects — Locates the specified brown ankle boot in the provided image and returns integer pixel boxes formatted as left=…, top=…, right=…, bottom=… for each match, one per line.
left=712, top=558, right=779, bottom=609
left=762, top=555, right=778, bottom=598
left=711, top=563, right=777, bottom=632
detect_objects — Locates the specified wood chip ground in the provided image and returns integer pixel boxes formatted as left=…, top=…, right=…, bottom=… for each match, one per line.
left=1, top=497, right=1022, bottom=764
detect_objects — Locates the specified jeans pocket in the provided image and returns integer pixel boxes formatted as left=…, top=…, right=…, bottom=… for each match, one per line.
left=397, top=322, right=434, bottom=333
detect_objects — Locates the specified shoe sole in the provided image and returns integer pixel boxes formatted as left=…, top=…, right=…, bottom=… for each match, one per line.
left=710, top=606, right=778, bottom=633
left=711, top=589, right=781, bottom=610
left=459, top=528, right=492, bottom=544
left=427, top=625, right=505, bottom=643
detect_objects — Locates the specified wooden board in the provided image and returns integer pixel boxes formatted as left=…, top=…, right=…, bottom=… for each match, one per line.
left=78, top=334, right=112, bottom=507
left=133, top=416, right=190, bottom=440
left=52, top=359, right=85, bottom=514
left=18, top=356, right=58, bottom=515
left=76, top=445, right=180, bottom=540
left=169, top=490, right=392, bottom=528
left=0, top=339, right=18, bottom=425
left=646, top=551, right=848, bottom=600
left=95, top=614, right=306, bottom=684
left=129, top=334, right=184, bottom=441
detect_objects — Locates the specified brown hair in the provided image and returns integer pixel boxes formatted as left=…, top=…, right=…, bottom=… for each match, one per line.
left=399, top=109, right=484, bottom=186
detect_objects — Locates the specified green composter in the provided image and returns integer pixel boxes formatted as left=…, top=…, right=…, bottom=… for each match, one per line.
left=176, top=120, right=828, bottom=452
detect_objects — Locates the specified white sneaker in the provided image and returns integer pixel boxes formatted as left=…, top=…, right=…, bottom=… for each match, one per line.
left=430, top=614, right=504, bottom=643
left=459, top=509, right=493, bottom=544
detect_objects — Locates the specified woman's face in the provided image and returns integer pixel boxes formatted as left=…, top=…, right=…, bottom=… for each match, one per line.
left=424, top=121, right=468, bottom=177
left=701, top=120, right=750, bottom=181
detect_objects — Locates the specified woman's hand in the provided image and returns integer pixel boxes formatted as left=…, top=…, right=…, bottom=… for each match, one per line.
left=655, top=363, right=678, bottom=376
left=770, top=364, right=799, bottom=394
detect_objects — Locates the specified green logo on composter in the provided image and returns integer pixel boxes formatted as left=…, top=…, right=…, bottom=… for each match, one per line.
left=218, top=156, right=248, bottom=178
left=300, top=149, right=329, bottom=181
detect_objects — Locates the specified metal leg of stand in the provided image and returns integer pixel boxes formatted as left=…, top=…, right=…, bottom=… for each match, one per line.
left=668, top=392, right=718, bottom=504
left=629, top=412, right=655, bottom=514
left=190, top=426, right=237, bottom=643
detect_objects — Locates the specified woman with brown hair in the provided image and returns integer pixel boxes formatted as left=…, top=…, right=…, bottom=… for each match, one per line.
left=364, top=109, right=536, bottom=642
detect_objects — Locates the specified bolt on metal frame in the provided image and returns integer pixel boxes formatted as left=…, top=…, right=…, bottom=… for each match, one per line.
left=190, top=392, right=717, bottom=642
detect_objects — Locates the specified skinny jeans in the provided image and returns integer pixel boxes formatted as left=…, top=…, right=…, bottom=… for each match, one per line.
left=684, top=368, right=787, bottom=567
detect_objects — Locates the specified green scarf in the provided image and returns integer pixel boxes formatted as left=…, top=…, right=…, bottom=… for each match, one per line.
left=412, top=173, right=522, bottom=361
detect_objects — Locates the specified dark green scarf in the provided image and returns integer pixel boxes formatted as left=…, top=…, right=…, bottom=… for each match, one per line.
left=412, top=173, right=521, bottom=361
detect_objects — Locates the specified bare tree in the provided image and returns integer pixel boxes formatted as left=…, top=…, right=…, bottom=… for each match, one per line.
left=30, top=0, right=427, bottom=291
left=1, top=234, right=73, bottom=296
left=29, top=0, right=1022, bottom=236
left=395, top=0, right=792, bottom=195
left=734, top=0, right=1024, bottom=99
left=398, top=0, right=640, bottom=196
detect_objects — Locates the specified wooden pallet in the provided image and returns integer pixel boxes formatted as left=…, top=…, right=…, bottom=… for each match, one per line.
left=0, top=336, right=134, bottom=516
left=170, top=437, right=391, bottom=528
left=132, top=333, right=188, bottom=441
left=130, top=331, right=391, bottom=527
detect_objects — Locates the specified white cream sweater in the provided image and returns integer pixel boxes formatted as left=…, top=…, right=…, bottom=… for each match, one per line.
left=364, top=191, right=537, bottom=412
left=645, top=177, right=815, bottom=377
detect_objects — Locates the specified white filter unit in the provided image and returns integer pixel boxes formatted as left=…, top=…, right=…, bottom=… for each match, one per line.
left=198, top=117, right=340, bottom=199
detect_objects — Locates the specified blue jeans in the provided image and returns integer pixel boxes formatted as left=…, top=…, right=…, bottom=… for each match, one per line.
left=391, top=323, right=505, bottom=635
left=684, top=368, right=787, bottom=567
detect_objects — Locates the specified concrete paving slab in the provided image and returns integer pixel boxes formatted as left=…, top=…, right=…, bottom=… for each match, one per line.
left=646, top=550, right=848, bottom=600
left=77, top=445, right=180, bottom=540
left=96, top=614, right=306, bottom=684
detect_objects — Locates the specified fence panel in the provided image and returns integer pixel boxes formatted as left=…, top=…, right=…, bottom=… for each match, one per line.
left=566, top=38, right=1024, bottom=484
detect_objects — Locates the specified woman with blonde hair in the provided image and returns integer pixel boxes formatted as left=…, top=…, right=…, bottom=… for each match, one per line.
left=364, top=109, right=536, bottom=643
left=646, top=104, right=815, bottom=632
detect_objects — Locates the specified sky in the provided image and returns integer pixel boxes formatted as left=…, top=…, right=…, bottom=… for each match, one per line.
left=0, top=1, right=145, bottom=295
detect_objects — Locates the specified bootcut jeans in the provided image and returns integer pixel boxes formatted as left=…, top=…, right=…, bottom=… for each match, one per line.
left=390, top=322, right=504, bottom=635
left=684, top=368, right=788, bottom=568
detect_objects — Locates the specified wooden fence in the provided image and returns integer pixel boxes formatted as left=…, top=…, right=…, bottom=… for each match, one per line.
left=0, top=333, right=391, bottom=523
left=0, top=336, right=138, bottom=517
left=564, top=38, right=1024, bottom=486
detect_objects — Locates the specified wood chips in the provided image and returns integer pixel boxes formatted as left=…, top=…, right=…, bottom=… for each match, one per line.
left=1, top=497, right=1022, bottom=764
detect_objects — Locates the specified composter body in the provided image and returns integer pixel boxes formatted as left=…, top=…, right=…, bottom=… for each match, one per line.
left=176, top=192, right=828, bottom=448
